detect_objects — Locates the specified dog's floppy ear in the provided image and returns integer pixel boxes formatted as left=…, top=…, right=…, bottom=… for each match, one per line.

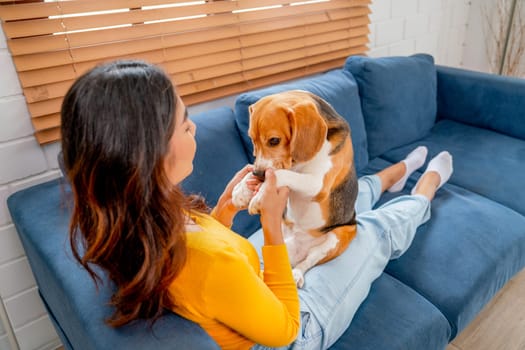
left=248, top=103, right=258, bottom=142
left=288, top=100, right=328, bottom=162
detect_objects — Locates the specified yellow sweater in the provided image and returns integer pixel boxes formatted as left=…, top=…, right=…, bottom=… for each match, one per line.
left=168, top=213, right=300, bottom=349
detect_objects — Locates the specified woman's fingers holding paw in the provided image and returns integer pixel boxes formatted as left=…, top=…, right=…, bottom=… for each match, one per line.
left=223, top=164, right=254, bottom=195
left=231, top=164, right=254, bottom=185
left=259, top=169, right=289, bottom=214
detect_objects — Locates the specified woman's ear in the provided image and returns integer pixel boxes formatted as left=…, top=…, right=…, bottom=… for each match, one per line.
left=288, top=100, right=328, bottom=163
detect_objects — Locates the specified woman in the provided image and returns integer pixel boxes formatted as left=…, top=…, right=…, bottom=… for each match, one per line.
left=61, top=60, right=453, bottom=349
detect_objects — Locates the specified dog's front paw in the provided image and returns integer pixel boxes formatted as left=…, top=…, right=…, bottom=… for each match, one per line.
left=247, top=190, right=262, bottom=215
left=292, top=268, right=305, bottom=288
left=232, top=173, right=254, bottom=209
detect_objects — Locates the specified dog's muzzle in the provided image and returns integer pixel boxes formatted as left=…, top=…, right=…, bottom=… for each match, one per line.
left=252, top=169, right=266, bottom=182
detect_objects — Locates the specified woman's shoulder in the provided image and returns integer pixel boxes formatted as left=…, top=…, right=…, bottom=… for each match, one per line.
left=185, top=213, right=256, bottom=262
left=176, top=221, right=259, bottom=290
left=186, top=213, right=261, bottom=275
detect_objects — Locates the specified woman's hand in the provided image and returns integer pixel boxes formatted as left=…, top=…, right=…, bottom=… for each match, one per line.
left=259, top=169, right=289, bottom=246
left=222, top=164, right=259, bottom=205
left=211, top=165, right=260, bottom=227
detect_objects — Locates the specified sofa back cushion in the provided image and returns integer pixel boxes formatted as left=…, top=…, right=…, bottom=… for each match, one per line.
left=345, top=54, right=437, bottom=158
left=181, top=107, right=261, bottom=236
left=234, top=69, right=369, bottom=172
left=436, top=65, right=525, bottom=141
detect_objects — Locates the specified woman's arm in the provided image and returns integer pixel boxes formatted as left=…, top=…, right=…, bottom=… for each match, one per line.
left=206, top=245, right=300, bottom=347
left=209, top=168, right=298, bottom=347
left=258, top=168, right=289, bottom=246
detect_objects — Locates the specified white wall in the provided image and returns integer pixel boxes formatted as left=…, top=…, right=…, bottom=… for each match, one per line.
left=463, top=0, right=525, bottom=76
left=368, top=0, right=471, bottom=66
left=0, top=20, right=63, bottom=350
left=0, top=1, right=476, bottom=349
left=0, top=22, right=63, bottom=350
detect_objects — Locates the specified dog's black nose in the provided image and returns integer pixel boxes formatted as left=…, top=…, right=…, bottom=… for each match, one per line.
left=252, top=169, right=266, bottom=181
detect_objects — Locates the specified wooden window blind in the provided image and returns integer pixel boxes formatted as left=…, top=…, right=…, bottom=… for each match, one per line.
left=0, top=0, right=370, bottom=144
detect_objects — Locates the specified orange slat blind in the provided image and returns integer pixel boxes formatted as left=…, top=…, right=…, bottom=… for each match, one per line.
left=0, top=0, right=370, bottom=144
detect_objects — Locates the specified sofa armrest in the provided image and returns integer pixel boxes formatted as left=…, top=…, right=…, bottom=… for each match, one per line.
left=7, top=179, right=220, bottom=350
left=436, top=65, right=525, bottom=140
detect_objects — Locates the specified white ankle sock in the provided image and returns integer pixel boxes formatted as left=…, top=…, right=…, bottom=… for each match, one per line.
left=411, top=151, right=453, bottom=195
left=388, top=146, right=428, bottom=192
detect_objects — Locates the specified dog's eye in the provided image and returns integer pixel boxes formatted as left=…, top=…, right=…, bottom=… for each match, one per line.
left=268, top=137, right=280, bottom=146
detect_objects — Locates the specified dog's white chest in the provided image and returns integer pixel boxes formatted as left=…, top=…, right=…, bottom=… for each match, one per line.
left=287, top=195, right=325, bottom=231
left=283, top=141, right=332, bottom=230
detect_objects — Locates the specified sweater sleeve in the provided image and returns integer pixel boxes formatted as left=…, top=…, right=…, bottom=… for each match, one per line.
left=205, top=244, right=300, bottom=347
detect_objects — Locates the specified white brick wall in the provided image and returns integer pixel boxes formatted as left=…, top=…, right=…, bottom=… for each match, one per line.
left=0, top=313, right=8, bottom=350
left=0, top=1, right=477, bottom=349
left=0, top=139, right=48, bottom=184
left=0, top=187, right=10, bottom=227
left=0, top=333, right=11, bottom=350
left=368, top=0, right=471, bottom=67
left=4, top=289, right=47, bottom=330
left=0, top=20, right=62, bottom=350
left=0, top=97, right=34, bottom=143
left=0, top=52, right=21, bottom=98
left=1, top=335, right=12, bottom=350
left=15, top=317, right=60, bottom=350
left=0, top=226, right=24, bottom=266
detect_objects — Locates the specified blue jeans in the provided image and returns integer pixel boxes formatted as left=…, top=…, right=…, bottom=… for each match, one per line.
left=250, top=175, right=431, bottom=350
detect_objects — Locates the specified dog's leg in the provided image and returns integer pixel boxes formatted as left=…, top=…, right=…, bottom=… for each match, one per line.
left=316, top=225, right=357, bottom=265
left=275, top=169, right=324, bottom=197
left=232, top=172, right=255, bottom=209
left=247, top=181, right=264, bottom=215
left=282, top=226, right=309, bottom=268
left=248, top=169, right=324, bottom=215
left=292, top=225, right=357, bottom=288
left=291, top=233, right=338, bottom=288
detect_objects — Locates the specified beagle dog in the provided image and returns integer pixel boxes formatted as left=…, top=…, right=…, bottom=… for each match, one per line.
left=232, top=90, right=358, bottom=287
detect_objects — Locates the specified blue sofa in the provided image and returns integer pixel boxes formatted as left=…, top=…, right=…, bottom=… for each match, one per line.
left=7, top=54, right=525, bottom=350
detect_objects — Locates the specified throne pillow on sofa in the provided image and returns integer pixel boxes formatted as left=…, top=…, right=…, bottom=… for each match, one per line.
left=345, top=54, right=437, bottom=158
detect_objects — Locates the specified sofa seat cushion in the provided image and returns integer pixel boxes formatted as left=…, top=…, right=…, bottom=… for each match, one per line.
left=381, top=119, right=525, bottom=216
left=234, top=69, right=369, bottom=172
left=362, top=158, right=525, bottom=338
left=345, top=54, right=437, bottom=159
left=7, top=179, right=220, bottom=350
left=330, top=273, right=450, bottom=350
left=181, top=107, right=260, bottom=237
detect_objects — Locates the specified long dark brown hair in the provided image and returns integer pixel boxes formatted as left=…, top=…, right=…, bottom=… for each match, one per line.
left=61, top=60, right=206, bottom=327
